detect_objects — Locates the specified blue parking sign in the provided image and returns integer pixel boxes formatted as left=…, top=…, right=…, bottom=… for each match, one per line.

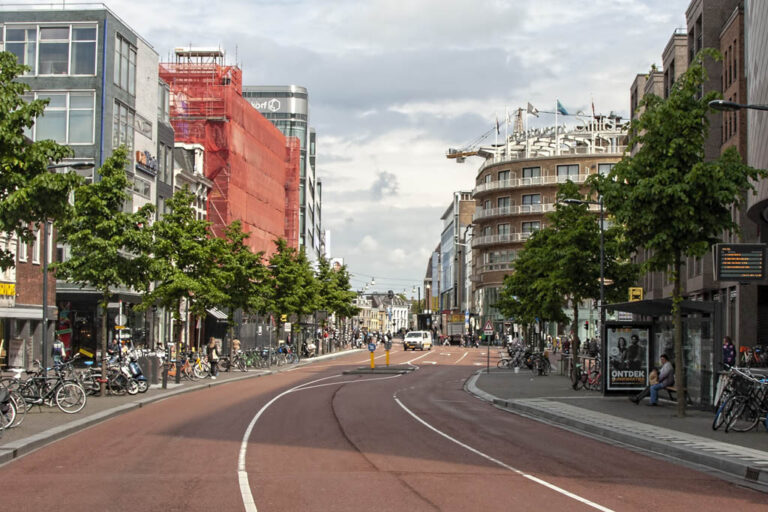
left=368, top=343, right=376, bottom=352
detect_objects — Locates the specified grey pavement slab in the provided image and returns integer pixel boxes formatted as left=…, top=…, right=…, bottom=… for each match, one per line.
left=468, top=368, right=768, bottom=490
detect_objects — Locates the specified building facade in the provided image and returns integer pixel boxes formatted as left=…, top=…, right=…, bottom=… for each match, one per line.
left=0, top=5, right=163, bottom=358
left=243, top=85, right=322, bottom=260
left=471, top=117, right=627, bottom=339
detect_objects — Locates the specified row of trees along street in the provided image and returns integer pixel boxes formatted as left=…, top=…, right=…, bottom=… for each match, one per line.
left=0, top=51, right=359, bottom=396
left=497, top=50, right=767, bottom=417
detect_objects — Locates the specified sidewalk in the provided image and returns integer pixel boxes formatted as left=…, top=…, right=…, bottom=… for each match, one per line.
left=468, top=368, right=768, bottom=491
left=0, top=349, right=360, bottom=465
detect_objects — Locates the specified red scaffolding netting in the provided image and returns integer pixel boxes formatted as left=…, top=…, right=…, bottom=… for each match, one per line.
left=159, top=62, right=299, bottom=256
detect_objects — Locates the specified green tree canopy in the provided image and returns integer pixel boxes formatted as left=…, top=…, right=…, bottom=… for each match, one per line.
left=0, top=51, right=80, bottom=269
left=595, top=50, right=767, bottom=415
left=315, top=255, right=359, bottom=320
left=265, top=239, right=319, bottom=327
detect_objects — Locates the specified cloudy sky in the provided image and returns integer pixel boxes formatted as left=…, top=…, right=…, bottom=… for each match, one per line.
left=17, top=0, right=690, bottom=295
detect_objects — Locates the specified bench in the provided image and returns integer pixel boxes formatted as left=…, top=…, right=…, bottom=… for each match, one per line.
left=664, top=386, right=693, bottom=405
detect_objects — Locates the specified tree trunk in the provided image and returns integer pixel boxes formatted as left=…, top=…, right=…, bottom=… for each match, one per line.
left=673, top=251, right=686, bottom=417
left=571, top=302, right=581, bottom=387
left=100, top=298, right=108, bottom=397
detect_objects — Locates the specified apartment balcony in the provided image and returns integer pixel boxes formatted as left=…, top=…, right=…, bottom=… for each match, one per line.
left=473, top=203, right=555, bottom=222
left=471, top=232, right=533, bottom=248
left=474, top=174, right=591, bottom=196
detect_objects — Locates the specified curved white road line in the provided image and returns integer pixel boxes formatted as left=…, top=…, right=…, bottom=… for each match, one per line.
left=394, top=397, right=615, bottom=512
left=454, top=352, right=468, bottom=365
left=238, top=373, right=402, bottom=511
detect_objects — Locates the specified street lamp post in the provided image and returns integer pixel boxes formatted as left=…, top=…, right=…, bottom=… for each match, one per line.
left=42, top=162, right=94, bottom=370
left=709, top=100, right=768, bottom=112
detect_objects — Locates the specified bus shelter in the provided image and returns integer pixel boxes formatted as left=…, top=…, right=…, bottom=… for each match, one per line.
left=603, top=299, right=722, bottom=407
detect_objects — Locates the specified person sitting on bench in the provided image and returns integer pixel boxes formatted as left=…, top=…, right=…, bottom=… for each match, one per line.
left=630, top=354, right=674, bottom=406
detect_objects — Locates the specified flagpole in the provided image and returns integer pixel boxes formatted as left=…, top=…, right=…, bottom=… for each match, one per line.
left=505, top=106, right=509, bottom=159
left=555, top=100, right=559, bottom=156
left=494, top=113, right=498, bottom=162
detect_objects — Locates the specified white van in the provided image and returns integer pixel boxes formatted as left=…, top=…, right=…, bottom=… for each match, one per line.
left=403, top=330, right=433, bottom=351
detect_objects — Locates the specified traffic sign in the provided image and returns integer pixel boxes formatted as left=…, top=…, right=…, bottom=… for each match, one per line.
left=368, top=342, right=376, bottom=352
left=628, top=287, right=643, bottom=302
left=483, top=320, right=494, bottom=335
left=115, top=314, right=127, bottom=326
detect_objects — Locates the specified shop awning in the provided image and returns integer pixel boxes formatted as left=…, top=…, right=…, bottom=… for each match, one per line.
left=207, top=307, right=228, bottom=320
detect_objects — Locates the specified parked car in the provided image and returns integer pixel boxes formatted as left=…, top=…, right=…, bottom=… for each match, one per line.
left=403, top=330, right=433, bottom=351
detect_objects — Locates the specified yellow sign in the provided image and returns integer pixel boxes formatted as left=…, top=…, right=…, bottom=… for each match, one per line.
left=280, top=314, right=287, bottom=322
left=79, top=348, right=94, bottom=358
left=115, top=325, right=127, bottom=330
left=0, top=282, right=15, bottom=296
left=629, top=287, right=643, bottom=302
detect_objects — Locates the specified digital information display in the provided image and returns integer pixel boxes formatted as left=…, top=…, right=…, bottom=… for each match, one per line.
left=715, top=243, right=766, bottom=282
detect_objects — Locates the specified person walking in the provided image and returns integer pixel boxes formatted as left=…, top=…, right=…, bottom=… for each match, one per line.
left=207, top=337, right=220, bottom=380
left=722, top=336, right=736, bottom=368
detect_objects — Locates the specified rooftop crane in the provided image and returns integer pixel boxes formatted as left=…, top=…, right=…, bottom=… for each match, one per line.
left=445, top=124, right=497, bottom=163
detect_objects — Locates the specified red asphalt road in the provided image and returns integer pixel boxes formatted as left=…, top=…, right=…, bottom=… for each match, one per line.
left=0, top=347, right=765, bottom=511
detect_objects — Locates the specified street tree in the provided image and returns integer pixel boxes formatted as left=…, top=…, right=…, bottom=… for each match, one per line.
left=497, top=181, right=637, bottom=379
left=53, top=147, right=155, bottom=395
left=0, top=51, right=80, bottom=269
left=595, top=50, right=766, bottom=416
left=144, top=188, right=226, bottom=357
left=265, top=238, right=319, bottom=345
left=212, top=220, right=269, bottom=352
left=315, top=255, right=359, bottom=330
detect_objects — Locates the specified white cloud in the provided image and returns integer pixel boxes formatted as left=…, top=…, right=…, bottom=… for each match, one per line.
left=6, top=0, right=692, bottom=289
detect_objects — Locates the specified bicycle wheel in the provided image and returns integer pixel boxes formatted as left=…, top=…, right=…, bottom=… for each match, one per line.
left=588, top=371, right=602, bottom=391
left=109, top=374, right=129, bottom=395
left=193, top=363, right=207, bottom=379
left=497, top=358, right=510, bottom=369
left=725, top=396, right=760, bottom=432
left=9, top=392, right=26, bottom=427
left=712, top=394, right=735, bottom=431
left=0, top=398, right=17, bottom=429
left=137, top=379, right=149, bottom=393
left=55, top=382, right=87, bottom=414
left=237, top=358, right=247, bottom=372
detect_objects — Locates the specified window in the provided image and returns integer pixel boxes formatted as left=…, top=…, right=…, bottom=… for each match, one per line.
left=5, top=24, right=96, bottom=75
left=484, top=174, right=491, bottom=184
left=483, top=226, right=492, bottom=236
left=18, top=238, right=28, bottom=262
left=522, top=166, right=540, bottom=178
left=32, top=226, right=41, bottom=264
left=113, top=101, right=135, bottom=150
left=133, top=176, right=151, bottom=198
left=114, top=34, right=136, bottom=95
left=158, top=81, right=170, bottom=122
left=598, top=163, right=615, bottom=176
left=497, top=197, right=510, bottom=208
left=483, top=200, right=491, bottom=210
left=498, top=170, right=510, bottom=181
left=6, top=27, right=37, bottom=74
left=497, top=223, right=510, bottom=235
left=522, top=194, right=541, bottom=205
left=522, top=221, right=540, bottom=234
left=26, top=91, right=95, bottom=144
left=557, top=164, right=579, bottom=180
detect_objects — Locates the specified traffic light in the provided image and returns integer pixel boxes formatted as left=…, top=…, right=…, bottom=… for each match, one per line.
left=584, top=320, right=589, bottom=330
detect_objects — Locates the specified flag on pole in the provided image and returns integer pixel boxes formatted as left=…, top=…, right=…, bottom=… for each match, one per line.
left=495, top=116, right=500, bottom=134
left=591, top=97, right=596, bottom=118
left=526, top=102, right=539, bottom=117
left=557, top=99, right=569, bottom=116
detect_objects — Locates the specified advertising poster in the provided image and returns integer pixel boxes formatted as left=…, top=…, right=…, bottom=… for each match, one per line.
left=607, top=325, right=650, bottom=390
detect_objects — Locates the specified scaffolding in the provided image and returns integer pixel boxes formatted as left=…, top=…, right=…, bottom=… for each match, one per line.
left=160, top=50, right=299, bottom=256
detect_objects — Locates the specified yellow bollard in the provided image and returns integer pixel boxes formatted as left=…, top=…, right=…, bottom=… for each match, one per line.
left=386, top=350, right=390, bottom=367
left=370, top=351, right=375, bottom=369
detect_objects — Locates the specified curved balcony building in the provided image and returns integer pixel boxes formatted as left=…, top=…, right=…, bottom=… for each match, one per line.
left=470, top=116, right=628, bottom=326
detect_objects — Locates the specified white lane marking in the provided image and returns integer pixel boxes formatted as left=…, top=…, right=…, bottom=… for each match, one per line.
left=454, top=352, right=468, bottom=365
left=405, top=351, right=432, bottom=366
left=394, top=397, right=615, bottom=512
left=238, top=374, right=401, bottom=511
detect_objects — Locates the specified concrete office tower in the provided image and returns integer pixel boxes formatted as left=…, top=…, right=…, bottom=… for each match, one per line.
left=243, top=85, right=322, bottom=260
left=0, top=5, right=167, bottom=359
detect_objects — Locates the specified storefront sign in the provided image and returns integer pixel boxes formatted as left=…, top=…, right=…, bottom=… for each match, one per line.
left=135, top=150, right=159, bottom=176
left=606, top=325, right=650, bottom=391
left=250, top=98, right=281, bottom=112
left=0, top=282, right=15, bottom=296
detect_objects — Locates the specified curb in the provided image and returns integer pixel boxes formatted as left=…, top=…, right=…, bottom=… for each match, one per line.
left=0, top=349, right=361, bottom=466
left=465, top=371, right=768, bottom=491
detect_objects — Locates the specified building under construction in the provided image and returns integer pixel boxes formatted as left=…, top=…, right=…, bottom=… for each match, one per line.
left=159, top=47, right=300, bottom=256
